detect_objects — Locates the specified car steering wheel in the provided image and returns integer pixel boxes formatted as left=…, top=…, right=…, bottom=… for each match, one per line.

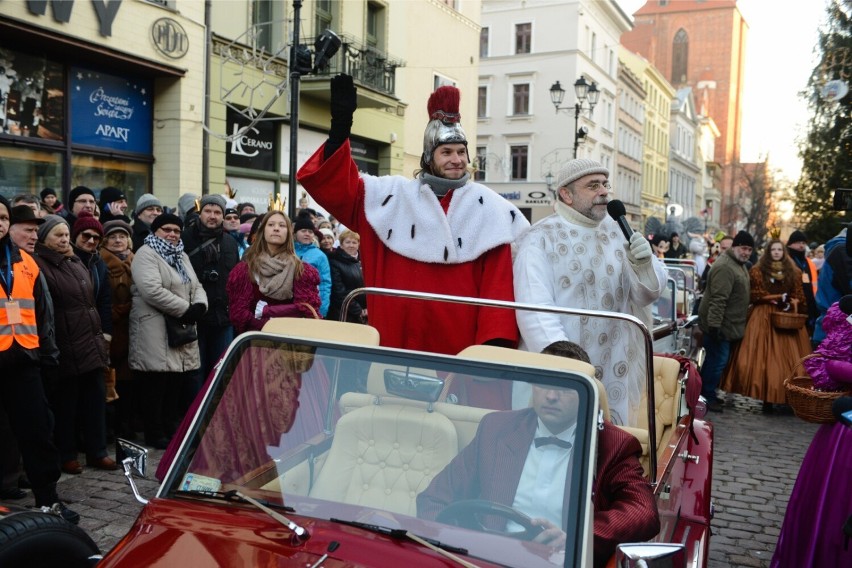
left=435, top=499, right=544, bottom=541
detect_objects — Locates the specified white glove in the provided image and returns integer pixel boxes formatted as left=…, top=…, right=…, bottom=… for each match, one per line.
left=254, top=300, right=268, bottom=319
left=625, top=232, right=652, bottom=265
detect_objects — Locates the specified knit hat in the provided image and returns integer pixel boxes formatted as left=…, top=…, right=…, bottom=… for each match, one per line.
left=732, top=230, right=755, bottom=248
left=10, top=205, right=45, bottom=225
left=293, top=216, right=316, bottom=234
left=98, top=186, right=125, bottom=210
left=71, top=211, right=103, bottom=242
left=224, top=208, right=239, bottom=218
left=177, top=193, right=198, bottom=219
left=40, top=188, right=57, bottom=200
left=199, top=194, right=227, bottom=213
left=150, top=213, right=184, bottom=234
left=787, top=230, right=808, bottom=246
left=37, top=215, right=69, bottom=242
left=319, top=228, right=335, bottom=240
left=240, top=212, right=259, bottom=225
left=555, top=158, right=609, bottom=189
left=103, top=219, right=132, bottom=238
left=68, top=186, right=96, bottom=207
left=421, top=86, right=468, bottom=169
left=135, top=193, right=163, bottom=213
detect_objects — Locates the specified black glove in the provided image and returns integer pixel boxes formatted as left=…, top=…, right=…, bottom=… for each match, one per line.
left=707, top=327, right=721, bottom=341
left=325, top=74, right=357, bottom=159
left=180, top=302, right=206, bottom=324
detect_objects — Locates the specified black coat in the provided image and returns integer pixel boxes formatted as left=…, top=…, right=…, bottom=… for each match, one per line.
left=181, top=224, right=239, bottom=328
left=131, top=218, right=151, bottom=252
left=328, top=248, right=366, bottom=322
left=33, top=243, right=109, bottom=378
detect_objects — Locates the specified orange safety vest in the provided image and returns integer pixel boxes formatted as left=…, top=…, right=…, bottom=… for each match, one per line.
left=0, top=250, right=40, bottom=350
left=806, top=257, right=818, bottom=295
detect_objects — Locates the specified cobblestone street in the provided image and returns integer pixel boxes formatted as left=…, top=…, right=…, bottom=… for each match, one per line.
left=12, top=393, right=821, bottom=566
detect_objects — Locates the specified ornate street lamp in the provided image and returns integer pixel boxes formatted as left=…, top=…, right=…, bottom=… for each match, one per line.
left=550, top=76, right=599, bottom=158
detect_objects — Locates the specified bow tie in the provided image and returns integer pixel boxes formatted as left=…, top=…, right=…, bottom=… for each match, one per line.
left=534, top=436, right=572, bottom=450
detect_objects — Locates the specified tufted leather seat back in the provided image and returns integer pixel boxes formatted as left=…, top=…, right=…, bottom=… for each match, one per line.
left=309, top=403, right=458, bottom=516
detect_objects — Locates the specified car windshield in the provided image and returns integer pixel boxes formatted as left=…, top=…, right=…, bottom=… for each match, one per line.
left=161, top=333, right=601, bottom=567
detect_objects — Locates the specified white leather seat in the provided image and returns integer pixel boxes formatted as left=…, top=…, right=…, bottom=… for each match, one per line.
left=309, top=403, right=458, bottom=516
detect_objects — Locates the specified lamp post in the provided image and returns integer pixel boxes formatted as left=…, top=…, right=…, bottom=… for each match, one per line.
left=549, top=77, right=600, bottom=158
left=663, top=192, right=670, bottom=222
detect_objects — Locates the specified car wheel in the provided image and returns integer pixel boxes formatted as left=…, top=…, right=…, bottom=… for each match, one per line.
left=0, top=510, right=100, bottom=567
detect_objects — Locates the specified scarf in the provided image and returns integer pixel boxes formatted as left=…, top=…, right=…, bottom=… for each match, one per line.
left=197, top=224, right=223, bottom=265
left=144, top=233, right=190, bottom=283
left=769, top=260, right=785, bottom=282
left=421, top=172, right=470, bottom=198
left=254, top=251, right=296, bottom=301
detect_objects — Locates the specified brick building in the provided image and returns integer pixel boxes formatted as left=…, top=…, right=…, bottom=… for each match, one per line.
left=621, top=0, right=747, bottom=231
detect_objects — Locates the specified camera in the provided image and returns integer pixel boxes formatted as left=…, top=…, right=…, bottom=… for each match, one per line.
left=202, top=269, right=219, bottom=283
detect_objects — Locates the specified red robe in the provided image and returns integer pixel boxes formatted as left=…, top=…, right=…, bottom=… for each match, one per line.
left=297, top=141, right=523, bottom=355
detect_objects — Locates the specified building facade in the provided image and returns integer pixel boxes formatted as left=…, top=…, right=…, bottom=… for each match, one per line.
left=615, top=59, right=646, bottom=227
left=477, top=0, right=632, bottom=222
left=668, top=87, right=701, bottom=221
left=0, top=0, right=206, bottom=210
left=621, top=0, right=748, bottom=232
left=620, top=47, right=675, bottom=225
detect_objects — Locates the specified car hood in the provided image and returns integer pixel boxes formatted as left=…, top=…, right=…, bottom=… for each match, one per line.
left=99, top=498, right=506, bottom=567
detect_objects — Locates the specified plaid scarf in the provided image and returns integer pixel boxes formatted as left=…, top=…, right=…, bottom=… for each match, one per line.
left=144, top=233, right=190, bottom=283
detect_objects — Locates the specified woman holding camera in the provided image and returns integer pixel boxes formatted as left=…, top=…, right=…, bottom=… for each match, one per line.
left=129, top=214, right=207, bottom=449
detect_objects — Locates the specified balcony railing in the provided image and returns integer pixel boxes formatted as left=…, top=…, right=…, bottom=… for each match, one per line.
left=312, top=33, right=404, bottom=97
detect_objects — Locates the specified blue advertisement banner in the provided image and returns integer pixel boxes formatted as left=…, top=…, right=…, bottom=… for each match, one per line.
left=70, top=67, right=152, bottom=154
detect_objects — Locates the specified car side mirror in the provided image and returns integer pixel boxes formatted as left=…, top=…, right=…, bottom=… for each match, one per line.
left=116, top=438, right=149, bottom=505
left=615, top=543, right=685, bottom=567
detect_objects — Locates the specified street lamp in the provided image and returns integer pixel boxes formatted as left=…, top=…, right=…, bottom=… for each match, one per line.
left=663, top=192, right=670, bottom=222
left=550, top=77, right=600, bottom=158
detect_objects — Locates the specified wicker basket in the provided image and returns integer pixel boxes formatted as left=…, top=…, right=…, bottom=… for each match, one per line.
left=784, top=375, right=851, bottom=423
left=771, top=311, right=807, bottom=330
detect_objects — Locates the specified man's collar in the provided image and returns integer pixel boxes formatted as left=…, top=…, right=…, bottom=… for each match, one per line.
left=555, top=199, right=599, bottom=228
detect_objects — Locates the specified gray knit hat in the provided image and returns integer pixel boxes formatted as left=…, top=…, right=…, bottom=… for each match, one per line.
left=177, top=193, right=198, bottom=219
left=135, top=193, right=163, bottom=213
left=555, top=158, right=609, bottom=189
left=37, top=214, right=69, bottom=243
left=199, top=194, right=227, bottom=213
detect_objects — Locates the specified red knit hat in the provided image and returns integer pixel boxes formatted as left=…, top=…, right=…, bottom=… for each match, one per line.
left=71, top=211, right=104, bottom=242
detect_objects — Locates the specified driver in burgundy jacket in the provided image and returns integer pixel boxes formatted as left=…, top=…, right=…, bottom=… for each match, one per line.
left=417, top=344, right=659, bottom=566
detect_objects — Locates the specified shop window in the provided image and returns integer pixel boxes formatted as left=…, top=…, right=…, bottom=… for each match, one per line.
left=0, top=48, right=65, bottom=140
left=71, top=154, right=151, bottom=210
left=0, top=147, right=63, bottom=200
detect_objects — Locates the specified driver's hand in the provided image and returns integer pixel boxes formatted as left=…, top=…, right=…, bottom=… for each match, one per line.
left=530, top=518, right=566, bottom=548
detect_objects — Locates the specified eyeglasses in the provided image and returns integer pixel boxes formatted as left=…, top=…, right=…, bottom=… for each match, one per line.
left=80, top=232, right=102, bottom=243
left=584, top=181, right=612, bottom=192
left=225, top=215, right=240, bottom=221
left=107, top=233, right=129, bottom=240
left=157, top=227, right=182, bottom=235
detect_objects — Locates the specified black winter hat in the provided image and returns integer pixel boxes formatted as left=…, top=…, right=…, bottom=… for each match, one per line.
left=150, top=213, right=184, bottom=234
left=732, top=230, right=755, bottom=248
left=99, top=186, right=126, bottom=209
left=68, top=186, right=96, bottom=206
left=787, top=230, right=808, bottom=246
left=40, top=188, right=57, bottom=200
left=293, top=216, right=315, bottom=234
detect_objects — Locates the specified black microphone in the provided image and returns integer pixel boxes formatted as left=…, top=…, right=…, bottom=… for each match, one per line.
left=606, top=199, right=634, bottom=242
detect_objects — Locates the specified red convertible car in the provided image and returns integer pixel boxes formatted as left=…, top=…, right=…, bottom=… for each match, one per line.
left=87, top=289, right=711, bottom=567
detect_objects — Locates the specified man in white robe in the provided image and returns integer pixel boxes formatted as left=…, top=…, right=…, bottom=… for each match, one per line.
left=513, top=159, right=667, bottom=425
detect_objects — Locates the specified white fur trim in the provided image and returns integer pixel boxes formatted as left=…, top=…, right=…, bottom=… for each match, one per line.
left=362, top=175, right=530, bottom=264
